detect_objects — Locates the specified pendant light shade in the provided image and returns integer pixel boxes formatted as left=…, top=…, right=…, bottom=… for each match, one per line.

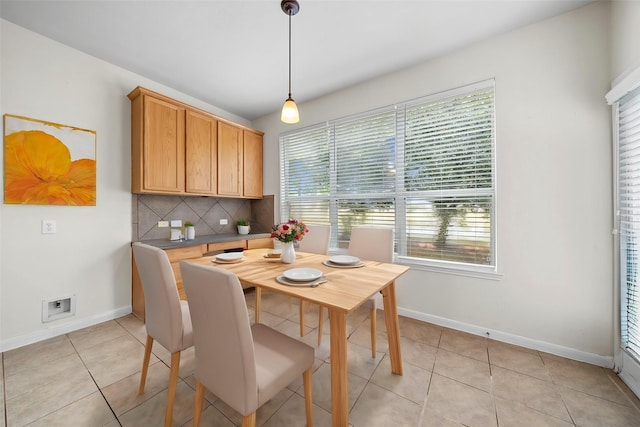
left=281, top=96, right=299, bottom=123
left=281, top=0, right=300, bottom=124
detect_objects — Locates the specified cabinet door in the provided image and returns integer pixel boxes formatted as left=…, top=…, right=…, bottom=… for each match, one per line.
left=217, top=122, right=243, bottom=196
left=143, top=95, right=185, bottom=193
left=243, top=130, right=263, bottom=198
left=186, top=110, right=217, bottom=194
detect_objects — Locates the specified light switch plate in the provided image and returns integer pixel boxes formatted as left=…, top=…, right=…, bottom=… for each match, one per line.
left=220, top=219, right=228, bottom=225
left=158, top=220, right=169, bottom=228
left=170, top=220, right=182, bottom=227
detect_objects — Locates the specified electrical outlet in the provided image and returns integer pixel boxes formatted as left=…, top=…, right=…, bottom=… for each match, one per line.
left=158, top=220, right=169, bottom=228
left=42, top=220, right=56, bottom=234
left=220, top=218, right=228, bottom=225
left=170, top=219, right=182, bottom=227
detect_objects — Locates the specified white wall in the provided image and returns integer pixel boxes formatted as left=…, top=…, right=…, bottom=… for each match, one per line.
left=254, top=2, right=614, bottom=365
left=0, top=19, right=250, bottom=350
left=610, top=0, right=640, bottom=80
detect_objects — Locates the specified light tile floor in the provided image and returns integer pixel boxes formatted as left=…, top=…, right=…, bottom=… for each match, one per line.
left=2, top=290, right=640, bottom=426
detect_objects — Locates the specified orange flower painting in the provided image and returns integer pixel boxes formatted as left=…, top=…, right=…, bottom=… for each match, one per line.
left=4, top=115, right=96, bottom=206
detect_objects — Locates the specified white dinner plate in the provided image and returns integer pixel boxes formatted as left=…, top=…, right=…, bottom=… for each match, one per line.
left=216, top=252, right=244, bottom=261
left=322, top=260, right=366, bottom=269
left=328, top=255, right=360, bottom=265
left=283, top=268, right=323, bottom=282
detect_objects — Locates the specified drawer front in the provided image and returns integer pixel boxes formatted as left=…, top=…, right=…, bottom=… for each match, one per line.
left=165, top=245, right=205, bottom=262
left=247, top=237, right=273, bottom=249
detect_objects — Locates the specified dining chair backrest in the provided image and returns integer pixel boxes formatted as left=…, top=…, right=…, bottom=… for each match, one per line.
left=348, top=226, right=394, bottom=263
left=180, top=262, right=258, bottom=414
left=298, top=224, right=331, bottom=255
left=132, top=242, right=187, bottom=353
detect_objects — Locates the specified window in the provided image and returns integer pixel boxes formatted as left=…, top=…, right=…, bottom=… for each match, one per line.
left=616, top=85, right=640, bottom=367
left=280, top=80, right=496, bottom=275
left=609, top=64, right=640, bottom=398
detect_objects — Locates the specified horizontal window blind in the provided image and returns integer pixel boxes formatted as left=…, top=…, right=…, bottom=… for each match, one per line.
left=280, top=79, right=495, bottom=270
left=405, top=89, right=494, bottom=192
left=335, top=109, right=397, bottom=195
left=280, top=125, right=330, bottom=197
left=619, top=85, right=640, bottom=360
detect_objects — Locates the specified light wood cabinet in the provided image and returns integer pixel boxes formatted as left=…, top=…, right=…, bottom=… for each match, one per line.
left=131, top=92, right=185, bottom=193
left=247, top=237, right=273, bottom=249
left=217, top=122, right=243, bottom=196
left=186, top=110, right=217, bottom=195
left=243, top=130, right=263, bottom=198
left=129, top=86, right=263, bottom=198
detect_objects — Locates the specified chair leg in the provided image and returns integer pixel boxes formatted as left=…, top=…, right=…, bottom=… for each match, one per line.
left=317, top=306, right=324, bottom=346
left=164, top=351, right=181, bottom=427
left=241, top=412, right=257, bottom=427
left=370, top=307, right=377, bottom=358
left=303, top=367, right=314, bottom=427
left=193, top=381, right=205, bottom=427
left=139, top=335, right=154, bottom=395
left=299, top=300, right=305, bottom=337
left=254, top=287, right=261, bottom=323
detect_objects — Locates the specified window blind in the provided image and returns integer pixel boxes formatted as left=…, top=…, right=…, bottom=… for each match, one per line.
left=619, top=85, right=640, bottom=360
left=280, top=79, right=495, bottom=270
left=403, top=87, right=494, bottom=265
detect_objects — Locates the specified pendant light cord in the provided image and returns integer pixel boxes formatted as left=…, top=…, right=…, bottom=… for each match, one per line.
left=288, top=12, right=292, bottom=98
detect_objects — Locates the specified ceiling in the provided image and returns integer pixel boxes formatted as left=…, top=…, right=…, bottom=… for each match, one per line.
left=1, top=0, right=594, bottom=121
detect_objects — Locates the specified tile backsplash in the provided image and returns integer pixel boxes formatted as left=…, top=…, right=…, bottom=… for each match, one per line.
left=132, top=194, right=274, bottom=241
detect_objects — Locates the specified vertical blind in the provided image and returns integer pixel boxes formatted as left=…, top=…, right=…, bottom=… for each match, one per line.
left=619, top=85, right=640, bottom=360
left=280, top=80, right=495, bottom=268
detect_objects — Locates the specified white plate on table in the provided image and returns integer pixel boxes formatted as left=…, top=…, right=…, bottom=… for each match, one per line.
left=283, top=268, right=323, bottom=282
left=328, top=255, right=360, bottom=265
left=323, top=260, right=365, bottom=268
left=215, top=252, right=244, bottom=262
left=277, top=275, right=327, bottom=287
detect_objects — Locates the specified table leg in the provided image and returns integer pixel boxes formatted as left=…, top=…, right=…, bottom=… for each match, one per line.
left=254, top=287, right=261, bottom=323
left=329, top=308, right=348, bottom=427
left=381, top=281, right=403, bottom=375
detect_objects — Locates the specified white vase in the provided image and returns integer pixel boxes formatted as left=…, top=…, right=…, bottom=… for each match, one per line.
left=186, top=226, right=195, bottom=240
left=281, top=242, right=296, bottom=264
left=238, top=225, right=250, bottom=235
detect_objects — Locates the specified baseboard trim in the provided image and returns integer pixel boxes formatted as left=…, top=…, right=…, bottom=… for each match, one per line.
left=397, top=307, right=614, bottom=368
left=0, top=305, right=132, bottom=352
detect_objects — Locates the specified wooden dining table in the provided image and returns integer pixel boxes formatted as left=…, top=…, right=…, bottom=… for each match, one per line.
left=186, top=248, right=410, bottom=427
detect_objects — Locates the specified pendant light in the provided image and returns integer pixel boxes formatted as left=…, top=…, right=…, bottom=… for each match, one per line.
left=281, top=0, right=300, bottom=124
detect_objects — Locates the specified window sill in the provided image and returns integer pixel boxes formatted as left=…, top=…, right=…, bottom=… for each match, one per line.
left=396, top=256, right=503, bottom=281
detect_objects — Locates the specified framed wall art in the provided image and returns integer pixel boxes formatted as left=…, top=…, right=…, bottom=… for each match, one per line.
left=3, top=114, right=96, bottom=206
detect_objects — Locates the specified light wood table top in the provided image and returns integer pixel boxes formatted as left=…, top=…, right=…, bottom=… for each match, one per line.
left=187, top=249, right=409, bottom=313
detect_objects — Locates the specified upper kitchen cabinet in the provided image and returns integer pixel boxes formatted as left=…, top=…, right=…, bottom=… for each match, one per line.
left=243, top=129, right=263, bottom=198
left=130, top=89, right=185, bottom=193
left=186, top=110, right=217, bottom=195
left=217, top=121, right=243, bottom=196
left=128, top=86, right=263, bottom=198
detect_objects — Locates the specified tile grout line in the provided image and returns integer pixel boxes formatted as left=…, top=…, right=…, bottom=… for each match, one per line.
left=67, top=333, right=123, bottom=427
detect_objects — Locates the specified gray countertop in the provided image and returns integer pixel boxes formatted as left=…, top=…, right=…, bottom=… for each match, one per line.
left=137, top=232, right=272, bottom=250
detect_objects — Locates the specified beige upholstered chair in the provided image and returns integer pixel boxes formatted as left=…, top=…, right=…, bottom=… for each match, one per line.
left=131, top=242, right=194, bottom=427
left=297, top=224, right=331, bottom=340
left=318, top=226, right=394, bottom=357
left=180, top=261, right=314, bottom=427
